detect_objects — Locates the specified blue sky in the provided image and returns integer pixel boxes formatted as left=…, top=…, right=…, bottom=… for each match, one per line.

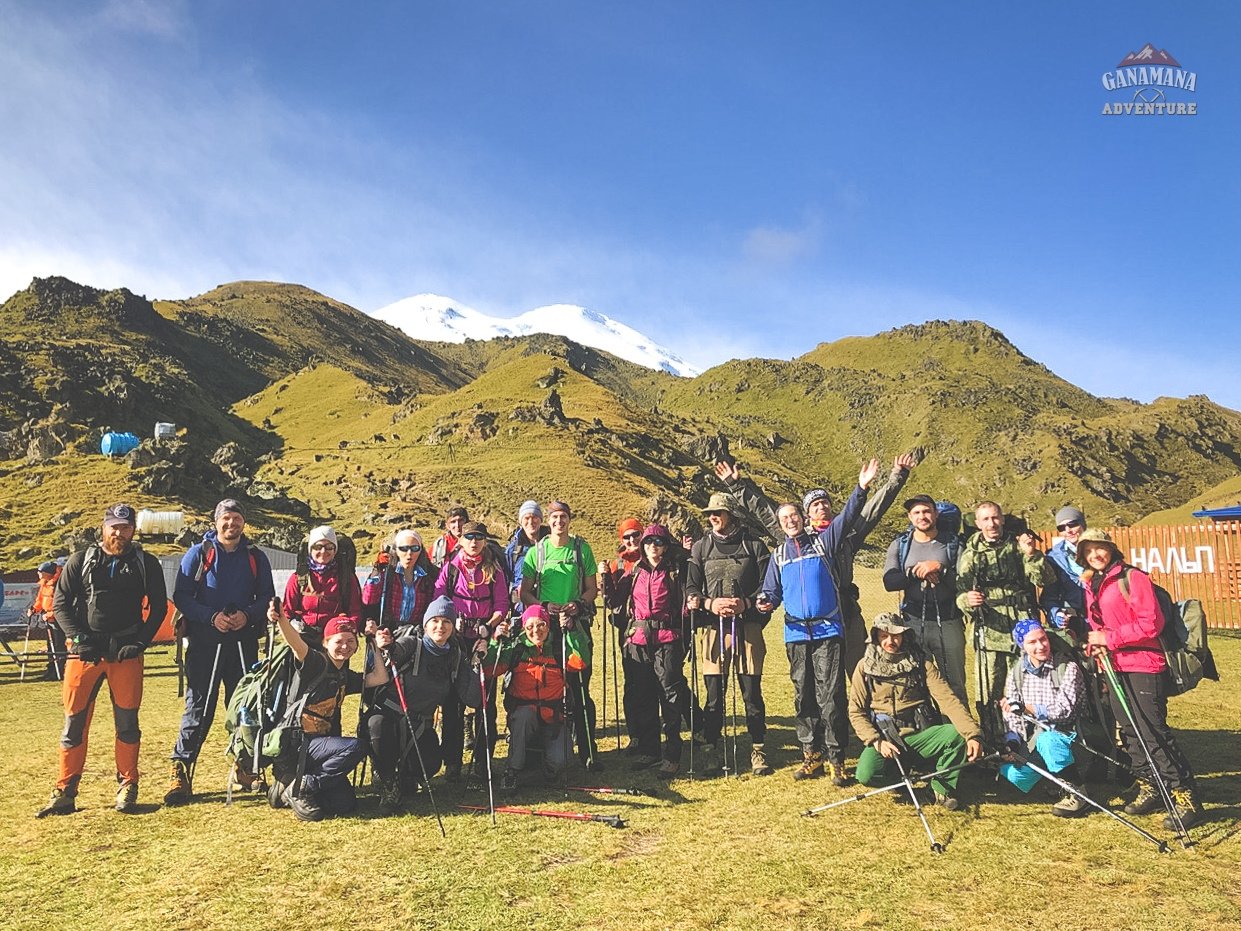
left=2, top=1, right=1238, bottom=408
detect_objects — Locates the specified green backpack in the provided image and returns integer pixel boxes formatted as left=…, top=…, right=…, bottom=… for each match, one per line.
left=224, top=643, right=328, bottom=774
left=1117, top=567, right=1220, bottom=696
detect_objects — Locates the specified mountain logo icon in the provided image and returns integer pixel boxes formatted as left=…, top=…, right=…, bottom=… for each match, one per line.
left=1117, top=44, right=1180, bottom=68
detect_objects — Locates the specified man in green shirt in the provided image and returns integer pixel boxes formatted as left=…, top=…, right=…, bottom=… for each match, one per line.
left=519, top=500, right=601, bottom=769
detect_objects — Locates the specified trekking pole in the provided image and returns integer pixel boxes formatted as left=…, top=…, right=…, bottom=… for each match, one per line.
left=47, top=626, right=63, bottom=680
left=1016, top=712, right=1129, bottom=772
left=718, top=612, right=731, bottom=778
left=191, top=642, right=224, bottom=786
left=687, top=608, right=698, bottom=780
left=566, top=785, right=647, bottom=797
left=893, top=752, right=946, bottom=854
left=356, top=551, right=393, bottom=790
left=611, top=610, right=622, bottom=751
left=729, top=616, right=741, bottom=779
left=476, top=661, right=496, bottom=825
left=1098, top=650, right=1190, bottom=848
left=1010, top=744, right=1169, bottom=852
left=385, top=649, right=447, bottom=838
left=20, top=616, right=33, bottom=682
left=803, top=754, right=1000, bottom=816
left=458, top=803, right=626, bottom=828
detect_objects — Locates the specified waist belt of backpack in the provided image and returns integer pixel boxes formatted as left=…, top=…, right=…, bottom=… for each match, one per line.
left=986, top=595, right=1028, bottom=608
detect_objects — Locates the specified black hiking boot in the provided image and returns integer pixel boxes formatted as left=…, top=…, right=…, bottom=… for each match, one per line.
left=36, top=787, right=77, bottom=818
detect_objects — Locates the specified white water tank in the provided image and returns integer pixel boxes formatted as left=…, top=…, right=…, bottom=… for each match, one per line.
left=154, top=422, right=177, bottom=441
left=136, top=509, right=185, bottom=536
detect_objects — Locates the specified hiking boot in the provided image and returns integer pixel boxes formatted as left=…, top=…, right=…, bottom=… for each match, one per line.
left=164, top=761, right=192, bottom=805
left=1052, top=789, right=1089, bottom=818
left=1124, top=780, right=1162, bottom=815
left=629, top=753, right=660, bottom=770
left=230, top=761, right=260, bottom=793
left=657, top=759, right=679, bottom=780
left=500, top=769, right=519, bottom=791
left=284, top=785, right=325, bottom=822
left=443, top=764, right=463, bottom=782
left=793, top=749, right=824, bottom=781
left=934, top=791, right=960, bottom=811
left=378, top=777, right=402, bottom=815
left=318, top=780, right=357, bottom=816
left=699, top=744, right=722, bottom=777
left=36, top=787, right=77, bottom=818
left=115, top=781, right=139, bottom=813
left=826, top=760, right=850, bottom=787
left=267, top=775, right=289, bottom=809
left=1166, top=787, right=1201, bottom=831
left=750, top=745, right=774, bottom=776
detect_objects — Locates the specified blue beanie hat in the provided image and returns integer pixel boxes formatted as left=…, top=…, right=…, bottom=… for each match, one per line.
left=425, top=596, right=459, bottom=623
left=1013, top=618, right=1044, bottom=649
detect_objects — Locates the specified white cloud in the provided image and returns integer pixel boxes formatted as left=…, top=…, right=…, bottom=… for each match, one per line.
left=741, top=213, right=823, bottom=267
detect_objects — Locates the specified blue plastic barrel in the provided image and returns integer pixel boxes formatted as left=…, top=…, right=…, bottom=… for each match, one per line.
left=100, top=432, right=140, bottom=456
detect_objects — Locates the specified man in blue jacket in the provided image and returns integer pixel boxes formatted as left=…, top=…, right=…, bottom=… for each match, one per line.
left=165, top=499, right=275, bottom=804
left=761, top=459, right=879, bottom=784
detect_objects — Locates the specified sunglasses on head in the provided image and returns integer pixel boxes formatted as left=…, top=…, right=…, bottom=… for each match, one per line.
left=463, top=533, right=487, bottom=541
left=1057, top=520, right=1082, bottom=531
left=396, top=544, right=421, bottom=552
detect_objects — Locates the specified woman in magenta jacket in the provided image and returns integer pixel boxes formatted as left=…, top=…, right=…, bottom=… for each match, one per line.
left=1080, top=529, right=1199, bottom=828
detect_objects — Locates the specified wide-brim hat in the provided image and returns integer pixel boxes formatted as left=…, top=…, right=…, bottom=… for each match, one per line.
left=870, top=612, right=910, bottom=636
left=704, top=493, right=734, bottom=515
left=1077, top=528, right=1120, bottom=560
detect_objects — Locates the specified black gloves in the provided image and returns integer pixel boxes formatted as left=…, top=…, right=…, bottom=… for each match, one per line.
left=116, top=644, right=146, bottom=661
left=73, top=641, right=102, bottom=663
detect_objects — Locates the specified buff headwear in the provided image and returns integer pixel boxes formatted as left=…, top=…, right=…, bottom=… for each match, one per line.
left=1013, top=618, right=1044, bottom=649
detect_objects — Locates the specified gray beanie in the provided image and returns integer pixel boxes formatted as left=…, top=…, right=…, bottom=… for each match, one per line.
left=802, top=489, right=830, bottom=512
left=518, top=500, right=543, bottom=520
left=424, top=596, right=459, bottom=623
left=1054, top=506, right=1086, bottom=528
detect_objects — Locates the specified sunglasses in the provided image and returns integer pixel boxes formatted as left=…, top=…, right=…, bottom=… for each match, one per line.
left=310, top=542, right=336, bottom=551
left=462, top=533, right=488, bottom=541
left=645, top=539, right=669, bottom=548
left=1057, top=520, right=1082, bottom=531
left=396, top=544, right=421, bottom=553
left=622, top=532, right=642, bottom=541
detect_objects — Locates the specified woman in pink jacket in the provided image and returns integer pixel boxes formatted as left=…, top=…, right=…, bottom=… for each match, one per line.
left=1080, top=529, right=1199, bottom=828
left=434, top=520, right=509, bottom=779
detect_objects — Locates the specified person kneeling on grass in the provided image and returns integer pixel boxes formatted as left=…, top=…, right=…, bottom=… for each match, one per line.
left=365, top=597, right=482, bottom=814
left=848, top=613, right=983, bottom=810
left=265, top=607, right=389, bottom=822
left=484, top=604, right=589, bottom=790
left=1000, top=618, right=1088, bottom=818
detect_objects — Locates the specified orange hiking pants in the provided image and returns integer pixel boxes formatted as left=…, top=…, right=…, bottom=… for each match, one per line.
left=58, top=655, right=144, bottom=790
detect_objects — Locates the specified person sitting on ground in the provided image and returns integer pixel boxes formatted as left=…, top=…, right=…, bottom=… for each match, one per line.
left=609, top=524, right=692, bottom=779
left=1080, top=529, right=1201, bottom=829
left=363, top=529, right=435, bottom=630
left=263, top=607, right=388, bottom=822
left=484, top=604, right=588, bottom=789
left=282, top=525, right=363, bottom=641
left=848, top=613, right=983, bottom=811
left=435, top=520, right=509, bottom=779
left=1000, top=618, right=1088, bottom=818
left=365, top=596, right=482, bottom=814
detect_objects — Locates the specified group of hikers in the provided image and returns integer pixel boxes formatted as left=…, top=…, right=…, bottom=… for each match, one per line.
left=30, top=455, right=1203, bottom=842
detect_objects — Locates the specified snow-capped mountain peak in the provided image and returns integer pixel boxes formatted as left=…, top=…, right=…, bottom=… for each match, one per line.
left=372, top=294, right=701, bottom=377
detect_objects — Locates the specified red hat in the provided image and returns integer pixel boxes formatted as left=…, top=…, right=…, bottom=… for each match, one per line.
left=617, top=517, right=644, bottom=539
left=322, top=616, right=358, bottom=639
left=521, top=604, right=550, bottom=626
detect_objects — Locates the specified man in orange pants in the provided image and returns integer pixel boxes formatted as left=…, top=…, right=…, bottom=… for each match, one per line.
left=37, top=504, right=166, bottom=817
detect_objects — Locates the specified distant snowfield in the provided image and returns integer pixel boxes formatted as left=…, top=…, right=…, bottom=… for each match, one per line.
left=371, top=293, right=702, bottom=377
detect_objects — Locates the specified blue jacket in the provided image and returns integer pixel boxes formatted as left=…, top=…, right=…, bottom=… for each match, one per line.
left=504, top=526, right=548, bottom=608
left=763, top=484, right=867, bottom=643
left=1039, top=539, right=1086, bottom=624
left=174, top=532, right=275, bottom=645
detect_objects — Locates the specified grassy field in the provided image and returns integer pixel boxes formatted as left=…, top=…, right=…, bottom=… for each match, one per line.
left=4, top=569, right=1239, bottom=931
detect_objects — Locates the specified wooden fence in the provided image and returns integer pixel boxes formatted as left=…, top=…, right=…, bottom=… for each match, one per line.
left=1039, top=521, right=1241, bottom=630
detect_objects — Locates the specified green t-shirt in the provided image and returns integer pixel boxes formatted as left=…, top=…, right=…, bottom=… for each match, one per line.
left=522, top=536, right=597, bottom=605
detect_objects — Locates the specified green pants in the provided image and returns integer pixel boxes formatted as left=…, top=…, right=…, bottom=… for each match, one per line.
left=855, top=724, right=967, bottom=797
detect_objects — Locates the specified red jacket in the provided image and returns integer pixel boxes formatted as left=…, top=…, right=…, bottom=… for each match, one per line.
left=616, top=560, right=683, bottom=646
left=284, top=567, right=363, bottom=630
left=1084, top=562, right=1166, bottom=674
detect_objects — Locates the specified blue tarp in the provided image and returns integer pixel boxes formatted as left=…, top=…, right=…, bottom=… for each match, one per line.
left=1192, top=505, right=1241, bottom=519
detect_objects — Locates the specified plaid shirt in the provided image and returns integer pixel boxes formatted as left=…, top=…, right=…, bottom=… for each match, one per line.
left=1003, top=654, right=1083, bottom=737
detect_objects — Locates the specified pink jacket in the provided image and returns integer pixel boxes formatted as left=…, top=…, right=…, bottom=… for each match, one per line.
left=1084, top=563, right=1166, bottom=674
left=434, top=553, right=509, bottom=640
left=283, top=567, right=364, bottom=631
